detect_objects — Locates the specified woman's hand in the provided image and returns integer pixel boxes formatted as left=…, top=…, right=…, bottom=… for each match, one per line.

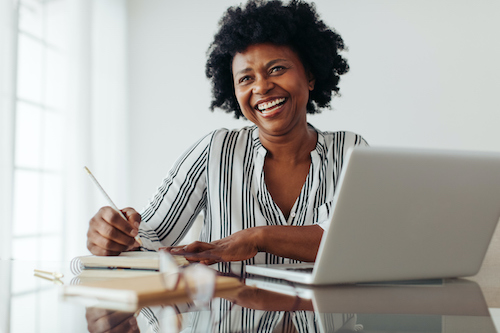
left=165, top=228, right=261, bottom=265
left=87, top=206, right=142, bottom=256
left=85, top=308, right=139, bottom=333
left=164, top=225, right=323, bottom=264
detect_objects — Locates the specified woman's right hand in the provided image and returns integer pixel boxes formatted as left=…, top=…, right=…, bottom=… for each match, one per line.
left=86, top=308, right=139, bottom=333
left=87, top=206, right=142, bottom=256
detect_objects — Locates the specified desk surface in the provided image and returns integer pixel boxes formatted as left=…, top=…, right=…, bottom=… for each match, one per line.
left=1, top=258, right=499, bottom=333
left=468, top=224, right=500, bottom=308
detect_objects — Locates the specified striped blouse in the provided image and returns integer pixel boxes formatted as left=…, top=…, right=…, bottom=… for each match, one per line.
left=138, top=124, right=367, bottom=264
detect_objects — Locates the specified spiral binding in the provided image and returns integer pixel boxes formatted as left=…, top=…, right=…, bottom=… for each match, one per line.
left=69, top=276, right=81, bottom=285
left=70, top=257, right=84, bottom=275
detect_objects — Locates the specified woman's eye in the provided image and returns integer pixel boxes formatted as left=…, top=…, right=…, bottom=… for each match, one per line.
left=239, top=76, right=251, bottom=84
left=270, top=66, right=285, bottom=74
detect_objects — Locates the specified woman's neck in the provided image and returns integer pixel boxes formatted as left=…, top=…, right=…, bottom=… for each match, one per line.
left=259, top=124, right=317, bottom=164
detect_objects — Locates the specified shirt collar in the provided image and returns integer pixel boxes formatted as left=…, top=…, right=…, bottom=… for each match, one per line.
left=309, top=123, right=327, bottom=163
left=251, top=126, right=267, bottom=158
left=252, top=123, right=326, bottom=161
left=251, top=123, right=326, bottom=161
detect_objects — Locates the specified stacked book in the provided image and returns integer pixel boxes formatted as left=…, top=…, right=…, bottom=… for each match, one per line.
left=63, top=251, right=242, bottom=311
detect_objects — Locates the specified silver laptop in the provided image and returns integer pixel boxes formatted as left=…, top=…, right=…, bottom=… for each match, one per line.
left=245, top=146, right=500, bottom=284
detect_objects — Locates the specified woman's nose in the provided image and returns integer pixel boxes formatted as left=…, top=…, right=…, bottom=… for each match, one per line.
left=252, top=76, right=273, bottom=95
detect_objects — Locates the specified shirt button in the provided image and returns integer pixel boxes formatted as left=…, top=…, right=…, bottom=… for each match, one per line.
left=290, top=212, right=296, bottom=218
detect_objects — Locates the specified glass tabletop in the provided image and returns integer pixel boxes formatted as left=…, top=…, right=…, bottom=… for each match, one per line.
left=1, top=259, right=498, bottom=333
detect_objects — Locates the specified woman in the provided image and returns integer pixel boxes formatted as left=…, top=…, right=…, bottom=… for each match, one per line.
left=86, top=0, right=368, bottom=265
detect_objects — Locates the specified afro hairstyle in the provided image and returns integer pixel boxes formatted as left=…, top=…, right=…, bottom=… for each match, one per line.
left=205, top=0, right=349, bottom=119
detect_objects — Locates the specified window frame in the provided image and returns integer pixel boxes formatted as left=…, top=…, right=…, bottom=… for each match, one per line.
left=10, top=0, right=67, bottom=263
left=0, top=0, right=19, bottom=263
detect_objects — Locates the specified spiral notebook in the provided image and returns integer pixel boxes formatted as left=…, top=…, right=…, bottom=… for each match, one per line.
left=63, top=272, right=242, bottom=311
left=71, top=251, right=188, bottom=274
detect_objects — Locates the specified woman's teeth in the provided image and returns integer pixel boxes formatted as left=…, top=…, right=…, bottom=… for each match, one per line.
left=257, top=98, right=286, bottom=113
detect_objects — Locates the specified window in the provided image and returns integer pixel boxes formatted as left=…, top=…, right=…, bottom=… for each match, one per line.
left=8, top=1, right=68, bottom=331
left=2, top=0, right=129, bottom=329
left=12, top=0, right=67, bottom=262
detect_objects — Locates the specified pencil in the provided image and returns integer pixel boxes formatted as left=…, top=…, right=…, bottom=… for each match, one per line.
left=34, top=269, right=64, bottom=279
left=84, top=166, right=143, bottom=246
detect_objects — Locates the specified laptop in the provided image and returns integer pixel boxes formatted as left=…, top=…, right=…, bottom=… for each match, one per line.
left=245, top=146, right=500, bottom=284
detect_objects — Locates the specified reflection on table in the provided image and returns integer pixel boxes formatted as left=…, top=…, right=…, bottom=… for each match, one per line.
left=83, top=276, right=495, bottom=333
left=1, top=259, right=498, bottom=333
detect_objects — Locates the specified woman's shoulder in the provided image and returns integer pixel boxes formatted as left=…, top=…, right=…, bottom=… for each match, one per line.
left=186, top=126, right=257, bottom=154
left=211, top=125, right=257, bottom=135
left=316, top=128, right=368, bottom=147
left=204, top=125, right=257, bottom=142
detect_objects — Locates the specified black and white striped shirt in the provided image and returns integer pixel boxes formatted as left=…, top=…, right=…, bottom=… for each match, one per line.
left=138, top=125, right=367, bottom=264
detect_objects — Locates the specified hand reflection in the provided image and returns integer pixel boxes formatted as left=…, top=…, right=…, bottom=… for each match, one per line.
left=85, top=308, right=140, bottom=333
left=223, top=285, right=314, bottom=312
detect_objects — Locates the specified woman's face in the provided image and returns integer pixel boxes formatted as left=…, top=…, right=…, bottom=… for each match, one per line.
left=232, top=43, right=315, bottom=139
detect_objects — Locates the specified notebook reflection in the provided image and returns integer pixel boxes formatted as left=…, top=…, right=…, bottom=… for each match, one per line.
left=84, top=278, right=496, bottom=333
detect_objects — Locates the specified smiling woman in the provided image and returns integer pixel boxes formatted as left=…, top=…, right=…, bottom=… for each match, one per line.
left=86, top=0, right=368, bottom=267
left=206, top=0, right=349, bottom=119
left=232, top=44, right=314, bottom=138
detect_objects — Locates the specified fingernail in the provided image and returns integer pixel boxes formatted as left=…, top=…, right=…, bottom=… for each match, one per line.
left=134, top=222, right=140, bottom=228
left=130, top=229, right=138, bottom=237
left=129, top=317, right=138, bottom=328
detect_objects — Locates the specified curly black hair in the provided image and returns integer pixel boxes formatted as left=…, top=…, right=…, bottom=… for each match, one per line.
left=205, top=0, right=349, bottom=119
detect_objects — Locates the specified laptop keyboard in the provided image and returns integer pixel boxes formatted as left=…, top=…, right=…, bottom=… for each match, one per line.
left=285, top=267, right=313, bottom=273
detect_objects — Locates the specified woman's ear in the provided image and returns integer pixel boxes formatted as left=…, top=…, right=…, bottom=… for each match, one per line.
left=308, top=72, right=315, bottom=91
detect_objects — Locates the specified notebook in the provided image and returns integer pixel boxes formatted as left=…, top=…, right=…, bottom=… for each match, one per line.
left=70, top=251, right=188, bottom=275
left=245, top=146, right=500, bottom=284
left=63, top=272, right=242, bottom=311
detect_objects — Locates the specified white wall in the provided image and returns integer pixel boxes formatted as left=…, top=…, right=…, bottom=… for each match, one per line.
left=127, top=0, right=500, bottom=209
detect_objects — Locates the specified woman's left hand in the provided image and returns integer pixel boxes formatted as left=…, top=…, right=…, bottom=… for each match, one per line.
left=163, top=228, right=261, bottom=265
left=163, top=225, right=323, bottom=264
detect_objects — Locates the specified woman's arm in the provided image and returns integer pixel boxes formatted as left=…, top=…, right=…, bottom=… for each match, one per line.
left=86, top=133, right=213, bottom=256
left=223, top=285, right=314, bottom=311
left=167, top=224, right=323, bottom=264
left=257, top=225, right=324, bottom=261
left=138, top=133, right=212, bottom=248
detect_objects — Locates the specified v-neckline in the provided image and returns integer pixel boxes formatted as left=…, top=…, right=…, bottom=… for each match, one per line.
left=254, top=139, right=319, bottom=225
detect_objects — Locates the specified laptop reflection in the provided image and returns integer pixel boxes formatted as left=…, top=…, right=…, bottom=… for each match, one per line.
left=246, top=277, right=496, bottom=333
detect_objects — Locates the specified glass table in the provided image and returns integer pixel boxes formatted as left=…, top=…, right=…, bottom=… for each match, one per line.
left=1, top=258, right=499, bottom=333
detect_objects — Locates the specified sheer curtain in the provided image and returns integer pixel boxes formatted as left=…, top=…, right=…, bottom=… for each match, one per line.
left=0, top=3, right=16, bottom=332
left=0, top=0, right=129, bottom=262
left=0, top=0, right=16, bottom=261
left=1, top=2, right=129, bottom=328
left=64, top=0, right=130, bottom=261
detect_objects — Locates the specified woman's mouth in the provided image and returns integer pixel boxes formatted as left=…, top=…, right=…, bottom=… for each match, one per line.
left=255, top=98, right=287, bottom=115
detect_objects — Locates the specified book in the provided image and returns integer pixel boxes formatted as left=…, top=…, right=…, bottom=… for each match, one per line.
left=70, top=268, right=159, bottom=285
left=70, top=251, right=188, bottom=274
left=62, top=272, right=242, bottom=310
